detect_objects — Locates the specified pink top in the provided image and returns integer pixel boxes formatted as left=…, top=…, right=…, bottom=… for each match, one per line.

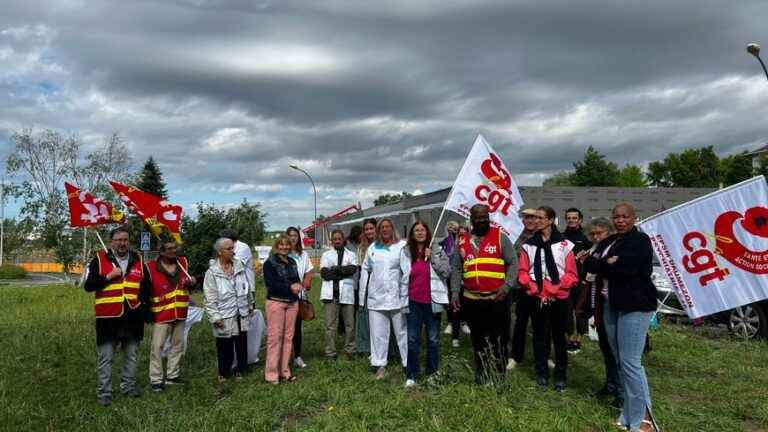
left=409, top=259, right=431, bottom=304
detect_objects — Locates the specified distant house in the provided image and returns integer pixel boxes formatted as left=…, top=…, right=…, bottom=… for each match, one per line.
left=745, top=144, right=768, bottom=170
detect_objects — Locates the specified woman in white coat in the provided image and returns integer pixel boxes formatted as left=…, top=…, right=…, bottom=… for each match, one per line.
left=320, top=230, right=358, bottom=359
left=360, top=218, right=408, bottom=379
left=399, top=221, right=451, bottom=388
left=203, top=237, right=253, bottom=382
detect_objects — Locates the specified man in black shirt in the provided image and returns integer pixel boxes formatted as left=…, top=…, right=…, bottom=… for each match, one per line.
left=563, top=208, right=591, bottom=354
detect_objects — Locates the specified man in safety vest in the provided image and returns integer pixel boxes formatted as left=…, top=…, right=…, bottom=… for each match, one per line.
left=450, top=204, right=518, bottom=385
left=84, top=226, right=149, bottom=406
left=147, top=236, right=196, bottom=392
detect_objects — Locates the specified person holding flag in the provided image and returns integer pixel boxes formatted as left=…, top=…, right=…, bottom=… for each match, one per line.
left=84, top=226, right=149, bottom=407
left=450, top=204, right=518, bottom=385
left=146, top=235, right=196, bottom=392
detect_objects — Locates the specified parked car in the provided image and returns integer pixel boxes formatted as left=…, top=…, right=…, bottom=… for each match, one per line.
left=653, top=264, right=768, bottom=340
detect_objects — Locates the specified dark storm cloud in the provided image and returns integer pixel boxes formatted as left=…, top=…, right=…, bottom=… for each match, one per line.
left=3, top=0, right=768, bottom=228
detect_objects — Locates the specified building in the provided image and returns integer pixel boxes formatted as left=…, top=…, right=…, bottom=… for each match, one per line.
left=330, top=186, right=715, bottom=239
left=745, top=144, right=768, bottom=171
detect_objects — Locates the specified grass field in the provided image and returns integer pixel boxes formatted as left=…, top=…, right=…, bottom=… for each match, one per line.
left=2, top=282, right=768, bottom=431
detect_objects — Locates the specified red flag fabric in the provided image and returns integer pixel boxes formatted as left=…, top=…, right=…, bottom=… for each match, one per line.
left=65, top=182, right=125, bottom=227
left=109, top=180, right=183, bottom=243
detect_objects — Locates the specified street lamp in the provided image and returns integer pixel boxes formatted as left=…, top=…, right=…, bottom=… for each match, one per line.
left=289, top=164, right=318, bottom=249
left=747, top=42, right=768, bottom=81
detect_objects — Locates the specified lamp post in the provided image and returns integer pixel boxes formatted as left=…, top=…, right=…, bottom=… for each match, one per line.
left=289, top=164, right=318, bottom=249
left=747, top=43, right=768, bottom=81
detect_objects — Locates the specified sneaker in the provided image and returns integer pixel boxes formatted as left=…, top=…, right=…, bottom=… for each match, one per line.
left=554, top=381, right=567, bottom=393
left=443, top=325, right=452, bottom=335
left=404, top=379, right=417, bottom=388
left=461, top=323, right=471, bottom=335
left=97, top=395, right=112, bottom=407
left=547, top=359, right=556, bottom=369
left=294, top=357, right=307, bottom=368
left=151, top=384, right=164, bottom=393
left=451, top=339, right=460, bottom=348
left=374, top=367, right=387, bottom=380
left=506, top=358, right=518, bottom=370
left=164, top=377, right=184, bottom=385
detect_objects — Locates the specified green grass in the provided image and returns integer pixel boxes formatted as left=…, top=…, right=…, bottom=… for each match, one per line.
left=1, top=282, right=768, bottom=431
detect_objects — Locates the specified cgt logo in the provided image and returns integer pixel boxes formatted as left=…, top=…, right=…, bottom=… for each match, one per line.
left=474, top=152, right=516, bottom=215
left=713, top=206, right=768, bottom=275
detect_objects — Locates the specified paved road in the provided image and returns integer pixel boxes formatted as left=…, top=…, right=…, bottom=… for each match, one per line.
left=0, top=273, right=78, bottom=287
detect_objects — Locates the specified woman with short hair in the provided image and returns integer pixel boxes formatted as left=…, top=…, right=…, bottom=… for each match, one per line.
left=583, top=204, right=659, bottom=432
left=203, top=237, right=253, bottom=382
left=263, top=234, right=302, bottom=384
left=518, top=206, right=579, bottom=392
left=360, top=218, right=408, bottom=379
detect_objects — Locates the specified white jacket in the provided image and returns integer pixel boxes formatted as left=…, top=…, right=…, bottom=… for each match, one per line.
left=360, top=240, right=408, bottom=311
left=203, top=258, right=252, bottom=337
left=320, top=247, right=358, bottom=304
left=399, top=245, right=451, bottom=305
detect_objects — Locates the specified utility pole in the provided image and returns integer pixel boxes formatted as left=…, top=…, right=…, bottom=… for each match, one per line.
left=1, top=175, right=5, bottom=266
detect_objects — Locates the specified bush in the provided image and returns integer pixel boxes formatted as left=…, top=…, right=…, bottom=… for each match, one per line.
left=0, top=264, right=27, bottom=279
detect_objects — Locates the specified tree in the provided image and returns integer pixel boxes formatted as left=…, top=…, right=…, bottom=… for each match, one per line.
left=757, top=155, right=768, bottom=179
left=649, top=147, right=720, bottom=188
left=1, top=218, right=32, bottom=261
left=617, top=164, right=648, bottom=187
left=373, top=192, right=413, bottom=206
left=542, top=171, right=576, bottom=186
left=571, top=146, right=620, bottom=186
left=5, top=129, right=132, bottom=274
left=719, top=152, right=753, bottom=186
left=181, top=200, right=268, bottom=280
left=136, top=156, right=167, bottom=199
left=646, top=161, right=672, bottom=187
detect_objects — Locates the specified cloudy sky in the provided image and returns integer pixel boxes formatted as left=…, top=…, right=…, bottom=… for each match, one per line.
left=2, top=0, right=768, bottom=229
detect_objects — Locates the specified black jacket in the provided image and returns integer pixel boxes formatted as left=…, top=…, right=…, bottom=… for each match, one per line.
left=263, top=255, right=300, bottom=302
left=564, top=226, right=592, bottom=281
left=583, top=227, right=657, bottom=312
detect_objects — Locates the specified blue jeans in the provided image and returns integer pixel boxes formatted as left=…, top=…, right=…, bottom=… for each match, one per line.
left=406, top=301, right=441, bottom=380
left=603, top=301, right=653, bottom=432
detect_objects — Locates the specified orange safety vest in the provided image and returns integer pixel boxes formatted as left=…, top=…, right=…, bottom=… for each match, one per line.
left=147, top=257, right=190, bottom=323
left=459, top=227, right=506, bottom=298
left=95, top=250, right=144, bottom=318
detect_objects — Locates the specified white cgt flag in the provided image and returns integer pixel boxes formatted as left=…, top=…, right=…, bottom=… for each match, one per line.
left=444, top=134, right=524, bottom=241
left=639, top=176, right=768, bottom=318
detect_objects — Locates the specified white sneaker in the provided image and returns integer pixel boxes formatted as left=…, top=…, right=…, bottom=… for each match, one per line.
left=294, top=357, right=307, bottom=368
left=547, top=359, right=555, bottom=369
left=451, top=339, right=460, bottom=348
left=506, top=358, right=518, bottom=370
left=461, top=324, right=471, bottom=335
left=443, top=325, right=452, bottom=335
left=404, top=379, right=417, bottom=388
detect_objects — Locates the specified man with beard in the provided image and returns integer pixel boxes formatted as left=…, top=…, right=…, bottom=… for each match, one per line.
left=451, top=204, right=518, bottom=385
left=563, top=208, right=592, bottom=354
left=84, top=226, right=149, bottom=406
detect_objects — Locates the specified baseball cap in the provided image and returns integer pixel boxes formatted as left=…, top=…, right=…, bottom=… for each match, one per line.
left=520, top=208, right=537, bottom=216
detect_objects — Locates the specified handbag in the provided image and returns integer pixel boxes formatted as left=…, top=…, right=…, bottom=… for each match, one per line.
left=299, top=299, right=316, bottom=321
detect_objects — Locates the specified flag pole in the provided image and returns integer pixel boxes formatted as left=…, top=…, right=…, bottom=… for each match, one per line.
left=94, top=230, right=108, bottom=252
left=429, top=184, right=457, bottom=248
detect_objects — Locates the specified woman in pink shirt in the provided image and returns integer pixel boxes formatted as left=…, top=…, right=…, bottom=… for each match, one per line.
left=399, top=221, right=451, bottom=388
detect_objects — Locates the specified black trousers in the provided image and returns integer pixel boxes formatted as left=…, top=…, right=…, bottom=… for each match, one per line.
left=463, top=296, right=509, bottom=381
left=529, top=296, right=568, bottom=382
left=293, top=318, right=303, bottom=357
left=215, top=332, right=248, bottom=378
left=566, top=283, right=589, bottom=336
left=510, top=291, right=532, bottom=363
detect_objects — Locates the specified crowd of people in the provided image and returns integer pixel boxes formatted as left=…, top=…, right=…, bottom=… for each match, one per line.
left=83, top=201, right=659, bottom=432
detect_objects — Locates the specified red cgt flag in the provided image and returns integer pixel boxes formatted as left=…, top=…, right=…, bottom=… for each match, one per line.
left=109, top=180, right=184, bottom=243
left=65, top=182, right=125, bottom=227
